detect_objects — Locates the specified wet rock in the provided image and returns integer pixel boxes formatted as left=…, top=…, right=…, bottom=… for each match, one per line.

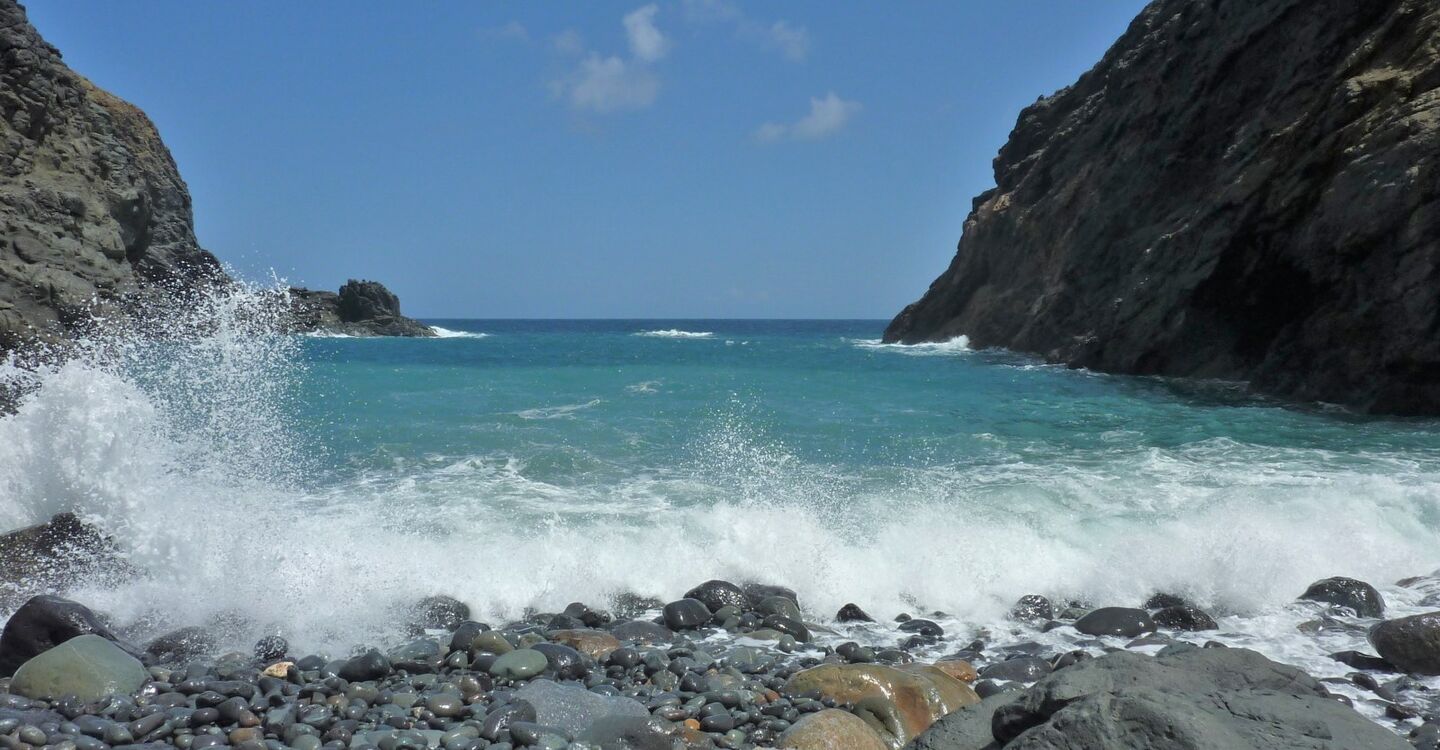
left=782, top=662, right=978, bottom=747
left=0, top=595, right=137, bottom=677
left=682, top=581, right=749, bottom=613
left=10, top=634, right=148, bottom=702
left=337, top=650, right=391, bottom=681
left=1300, top=577, right=1385, bottom=618
left=513, top=680, right=648, bottom=736
left=608, top=620, right=672, bottom=645
left=1371, top=612, right=1440, bottom=675
left=1151, top=605, right=1218, bottom=632
left=743, top=583, right=799, bottom=608
left=146, top=627, right=216, bottom=664
left=777, top=708, right=887, bottom=750
left=661, top=599, right=711, bottom=631
left=0, top=514, right=133, bottom=611
left=409, top=596, right=470, bottom=631
left=1330, top=650, right=1395, bottom=672
left=253, top=635, right=288, bottom=662
left=1142, top=593, right=1189, bottom=610
left=836, top=603, right=874, bottom=623
left=488, top=649, right=548, bottom=680
left=1073, top=607, right=1157, bottom=638
left=1008, top=596, right=1053, bottom=623
left=910, top=647, right=1408, bottom=749
left=546, top=629, right=620, bottom=662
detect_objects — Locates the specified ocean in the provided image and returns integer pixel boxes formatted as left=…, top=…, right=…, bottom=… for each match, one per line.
left=4, top=292, right=1440, bottom=718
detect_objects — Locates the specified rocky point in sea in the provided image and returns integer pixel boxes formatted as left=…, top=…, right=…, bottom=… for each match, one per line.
left=5, top=555, right=1440, bottom=750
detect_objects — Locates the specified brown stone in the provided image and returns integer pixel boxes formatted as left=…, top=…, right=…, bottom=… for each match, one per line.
left=783, top=663, right=979, bottom=748
left=778, top=709, right=888, bottom=750
left=922, top=659, right=977, bottom=683
left=547, top=629, right=621, bottom=661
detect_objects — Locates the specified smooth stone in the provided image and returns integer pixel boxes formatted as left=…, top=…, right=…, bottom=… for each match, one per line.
left=661, top=599, right=711, bottom=631
left=0, top=597, right=136, bottom=677
left=471, top=632, right=513, bottom=656
left=1074, top=607, right=1157, bottom=638
left=513, top=680, right=648, bottom=736
left=1371, top=612, right=1440, bottom=674
left=755, top=596, right=802, bottom=621
left=480, top=702, right=536, bottom=742
left=783, top=663, right=979, bottom=747
left=11, top=635, right=148, bottom=702
left=1329, top=650, right=1396, bottom=672
left=682, top=581, right=749, bottom=613
left=547, top=630, right=620, bottom=662
left=1008, top=595, right=1054, bottom=623
left=1299, top=577, right=1385, bottom=618
left=978, top=657, right=1051, bottom=683
left=410, top=597, right=470, bottom=632
left=609, top=620, right=672, bottom=645
left=836, top=603, right=875, bottom=623
left=530, top=643, right=586, bottom=679
left=777, top=709, right=887, bottom=750
left=897, top=619, right=943, bottom=637
left=742, top=584, right=799, bottom=608
left=1152, top=605, right=1218, bottom=632
left=761, top=615, right=810, bottom=643
left=488, top=649, right=548, bottom=680
left=337, top=650, right=391, bottom=682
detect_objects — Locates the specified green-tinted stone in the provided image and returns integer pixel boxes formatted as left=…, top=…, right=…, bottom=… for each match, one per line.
left=487, top=648, right=548, bottom=679
left=470, top=632, right=513, bottom=655
left=11, top=635, right=148, bottom=702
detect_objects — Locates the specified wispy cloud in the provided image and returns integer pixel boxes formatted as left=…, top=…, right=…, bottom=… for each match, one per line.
left=561, top=56, right=659, bottom=113
left=482, top=21, right=530, bottom=43
left=551, top=5, right=669, bottom=114
left=683, top=0, right=810, bottom=62
left=755, top=92, right=862, bottom=143
left=623, top=4, right=671, bottom=62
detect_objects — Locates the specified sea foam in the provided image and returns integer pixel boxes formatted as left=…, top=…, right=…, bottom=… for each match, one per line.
left=635, top=329, right=714, bottom=338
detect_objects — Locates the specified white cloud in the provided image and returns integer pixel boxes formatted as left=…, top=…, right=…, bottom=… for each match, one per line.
left=755, top=92, right=861, bottom=143
left=562, top=55, right=659, bottom=113
left=623, top=4, right=670, bottom=63
left=496, top=21, right=529, bottom=42
left=762, top=20, right=809, bottom=62
left=551, top=29, right=585, bottom=56
left=551, top=5, right=670, bottom=115
left=683, top=0, right=809, bottom=62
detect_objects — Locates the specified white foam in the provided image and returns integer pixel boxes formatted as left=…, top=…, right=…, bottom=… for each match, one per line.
left=429, top=326, right=489, bottom=339
left=515, top=399, right=603, bottom=420
left=626, top=381, right=661, bottom=394
left=851, top=335, right=971, bottom=354
left=635, top=329, right=714, bottom=339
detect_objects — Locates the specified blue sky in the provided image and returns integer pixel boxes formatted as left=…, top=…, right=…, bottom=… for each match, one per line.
left=27, top=1, right=1147, bottom=318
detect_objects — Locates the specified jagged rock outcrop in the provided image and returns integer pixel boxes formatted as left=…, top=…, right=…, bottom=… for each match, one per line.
left=0, top=0, right=224, bottom=351
left=0, top=512, right=132, bottom=611
left=288, top=279, right=434, bottom=337
left=885, top=0, right=1440, bottom=415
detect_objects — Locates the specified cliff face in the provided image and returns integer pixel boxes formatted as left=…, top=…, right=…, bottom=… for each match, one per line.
left=0, top=0, right=224, bottom=351
left=885, top=0, right=1440, bottom=415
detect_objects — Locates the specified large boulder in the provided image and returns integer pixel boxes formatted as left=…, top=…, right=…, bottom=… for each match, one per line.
left=908, top=646, right=1408, bottom=749
left=286, top=280, right=434, bottom=337
left=1370, top=612, right=1440, bottom=674
left=1300, top=577, right=1385, bottom=618
left=0, top=595, right=135, bottom=677
left=682, top=580, right=750, bottom=613
left=779, top=709, right=888, bottom=750
left=882, top=0, right=1440, bottom=416
left=1073, top=607, right=1156, bottom=638
left=784, top=663, right=979, bottom=748
left=10, top=634, right=148, bottom=702
left=0, top=513, right=131, bottom=610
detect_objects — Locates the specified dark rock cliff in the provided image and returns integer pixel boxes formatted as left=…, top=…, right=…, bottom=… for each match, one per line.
left=288, top=279, right=434, bottom=337
left=0, top=0, right=224, bottom=351
left=885, top=0, right=1440, bottom=415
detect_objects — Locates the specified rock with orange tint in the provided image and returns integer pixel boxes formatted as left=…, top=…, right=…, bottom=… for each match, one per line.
left=782, top=663, right=979, bottom=748
left=922, top=659, right=977, bottom=683
left=778, top=709, right=888, bottom=750
left=547, top=629, right=621, bottom=661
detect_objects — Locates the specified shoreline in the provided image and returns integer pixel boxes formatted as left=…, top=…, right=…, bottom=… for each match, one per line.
left=1, top=569, right=1436, bottom=749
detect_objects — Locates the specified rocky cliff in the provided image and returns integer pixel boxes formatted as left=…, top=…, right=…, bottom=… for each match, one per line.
left=0, top=0, right=224, bottom=351
left=885, top=0, right=1440, bottom=415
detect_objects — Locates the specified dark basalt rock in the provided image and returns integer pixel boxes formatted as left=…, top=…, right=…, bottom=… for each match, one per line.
left=682, top=580, right=749, bottom=614
left=661, top=599, right=711, bottom=631
left=911, top=648, right=1409, bottom=749
left=407, top=595, right=470, bottom=632
left=1300, top=577, right=1385, bottom=618
left=287, top=280, right=434, bottom=338
left=883, top=0, right=1440, bottom=416
left=1371, top=612, right=1440, bottom=675
left=0, top=595, right=138, bottom=677
left=1152, top=605, right=1219, bottom=632
left=1008, top=595, right=1053, bottom=623
left=0, top=513, right=133, bottom=610
left=835, top=603, right=874, bottom=623
left=1074, top=607, right=1157, bottom=638
left=145, top=626, right=216, bottom=664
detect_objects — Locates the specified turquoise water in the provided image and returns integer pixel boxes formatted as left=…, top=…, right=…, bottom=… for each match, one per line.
left=4, top=307, right=1440, bottom=656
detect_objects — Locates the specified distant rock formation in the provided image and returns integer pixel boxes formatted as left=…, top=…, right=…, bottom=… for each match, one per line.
left=885, top=0, right=1440, bottom=415
left=0, top=0, right=224, bottom=351
left=288, top=279, right=434, bottom=337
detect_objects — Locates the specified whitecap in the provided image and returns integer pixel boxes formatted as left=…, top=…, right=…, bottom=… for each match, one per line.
left=851, top=335, right=971, bottom=354
left=515, top=399, right=603, bottom=420
left=635, top=329, right=714, bottom=339
left=429, top=326, right=489, bottom=339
